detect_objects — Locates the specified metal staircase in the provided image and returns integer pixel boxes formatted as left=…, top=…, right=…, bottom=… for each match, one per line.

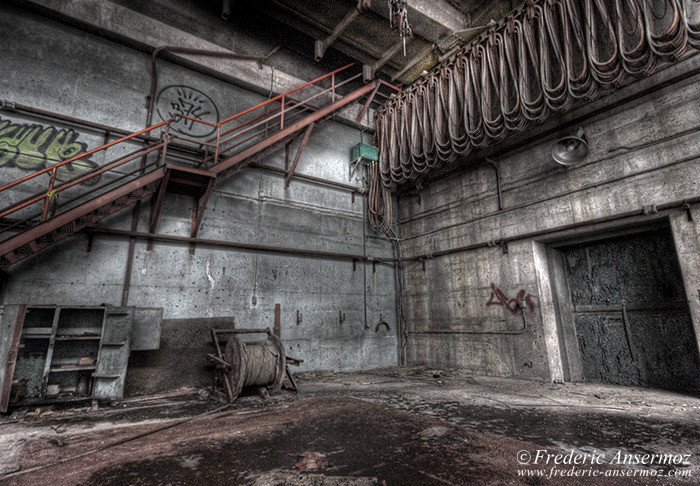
left=0, top=64, right=399, bottom=269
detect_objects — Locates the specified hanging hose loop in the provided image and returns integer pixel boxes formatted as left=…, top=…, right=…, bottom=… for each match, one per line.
left=369, top=0, right=700, bottom=235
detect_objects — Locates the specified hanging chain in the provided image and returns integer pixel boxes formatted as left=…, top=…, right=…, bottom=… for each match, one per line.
left=388, top=0, right=412, bottom=55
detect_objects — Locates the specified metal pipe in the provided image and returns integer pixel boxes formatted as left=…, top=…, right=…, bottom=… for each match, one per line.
left=146, top=45, right=281, bottom=127
left=408, top=302, right=529, bottom=335
left=399, top=196, right=700, bottom=263
left=248, top=162, right=365, bottom=194
left=485, top=158, right=503, bottom=211
left=400, top=148, right=700, bottom=239
left=86, top=228, right=394, bottom=265
left=1, top=102, right=364, bottom=194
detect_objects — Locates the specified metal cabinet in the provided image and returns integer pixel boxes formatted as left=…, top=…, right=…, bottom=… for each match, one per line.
left=0, top=305, right=135, bottom=411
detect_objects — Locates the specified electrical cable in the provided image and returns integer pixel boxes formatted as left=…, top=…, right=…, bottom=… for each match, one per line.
left=370, top=0, right=700, bottom=235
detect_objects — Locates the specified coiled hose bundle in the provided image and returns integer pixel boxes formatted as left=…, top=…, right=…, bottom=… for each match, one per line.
left=369, top=0, right=700, bottom=233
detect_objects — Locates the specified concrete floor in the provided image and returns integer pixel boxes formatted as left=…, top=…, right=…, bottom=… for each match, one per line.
left=0, top=366, right=698, bottom=485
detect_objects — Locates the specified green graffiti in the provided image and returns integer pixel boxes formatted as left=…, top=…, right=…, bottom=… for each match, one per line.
left=0, top=117, right=98, bottom=183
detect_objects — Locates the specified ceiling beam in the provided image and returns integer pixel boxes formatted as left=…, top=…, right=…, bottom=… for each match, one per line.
left=315, top=0, right=370, bottom=61
left=367, top=0, right=466, bottom=43
left=363, top=39, right=406, bottom=82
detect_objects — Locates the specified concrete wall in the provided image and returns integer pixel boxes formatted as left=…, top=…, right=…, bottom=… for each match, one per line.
left=0, top=4, right=397, bottom=392
left=397, top=57, right=700, bottom=383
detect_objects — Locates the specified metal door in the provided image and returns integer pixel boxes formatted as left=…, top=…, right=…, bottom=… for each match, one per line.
left=562, top=229, right=700, bottom=391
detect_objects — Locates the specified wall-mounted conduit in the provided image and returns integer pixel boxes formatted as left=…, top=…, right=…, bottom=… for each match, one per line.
left=408, top=301, right=529, bottom=335
left=369, top=0, right=700, bottom=232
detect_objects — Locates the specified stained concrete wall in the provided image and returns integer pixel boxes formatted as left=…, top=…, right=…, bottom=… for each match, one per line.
left=397, top=56, right=700, bottom=383
left=0, top=4, right=397, bottom=392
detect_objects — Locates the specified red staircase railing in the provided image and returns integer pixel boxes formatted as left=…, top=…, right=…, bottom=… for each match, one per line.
left=0, top=63, right=399, bottom=266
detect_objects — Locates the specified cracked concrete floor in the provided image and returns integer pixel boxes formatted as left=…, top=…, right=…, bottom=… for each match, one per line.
left=0, top=366, right=698, bottom=485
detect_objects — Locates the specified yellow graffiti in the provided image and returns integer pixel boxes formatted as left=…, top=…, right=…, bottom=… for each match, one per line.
left=0, top=117, right=98, bottom=183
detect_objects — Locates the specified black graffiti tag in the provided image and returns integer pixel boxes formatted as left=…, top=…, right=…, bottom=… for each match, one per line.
left=156, top=86, right=219, bottom=138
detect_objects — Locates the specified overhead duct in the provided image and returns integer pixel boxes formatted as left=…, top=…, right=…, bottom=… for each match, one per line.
left=369, top=0, right=700, bottom=232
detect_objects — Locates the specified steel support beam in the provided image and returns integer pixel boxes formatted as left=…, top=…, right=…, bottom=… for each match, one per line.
left=285, top=123, right=314, bottom=189
left=147, top=170, right=171, bottom=251
left=391, top=44, right=435, bottom=82
left=0, top=269, right=8, bottom=306
left=191, top=179, right=215, bottom=238
left=363, top=40, right=405, bottom=82
left=314, top=1, right=368, bottom=61
left=0, top=168, right=165, bottom=261
left=356, top=83, right=381, bottom=123
left=86, top=228, right=394, bottom=265
left=212, top=80, right=379, bottom=176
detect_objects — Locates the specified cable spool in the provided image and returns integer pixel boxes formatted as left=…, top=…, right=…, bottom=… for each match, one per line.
left=223, top=333, right=286, bottom=400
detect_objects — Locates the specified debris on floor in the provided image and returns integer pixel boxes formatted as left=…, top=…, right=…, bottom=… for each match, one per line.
left=294, top=452, right=330, bottom=471
left=0, top=366, right=697, bottom=485
left=251, top=471, right=379, bottom=486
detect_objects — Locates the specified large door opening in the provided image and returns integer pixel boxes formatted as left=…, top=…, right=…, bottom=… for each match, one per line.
left=549, top=226, right=700, bottom=393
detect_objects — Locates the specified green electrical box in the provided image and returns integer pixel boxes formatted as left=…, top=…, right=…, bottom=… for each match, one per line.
left=350, top=142, right=379, bottom=165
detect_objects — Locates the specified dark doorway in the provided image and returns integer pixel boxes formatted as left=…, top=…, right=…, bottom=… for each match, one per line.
left=555, top=228, right=700, bottom=392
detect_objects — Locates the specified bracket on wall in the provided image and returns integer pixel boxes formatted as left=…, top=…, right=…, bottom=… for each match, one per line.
left=338, top=310, right=346, bottom=324
left=375, top=314, right=391, bottom=332
left=683, top=201, right=694, bottom=222
left=485, top=159, right=503, bottom=211
left=191, top=179, right=216, bottom=239
left=642, top=204, right=658, bottom=215
left=487, top=240, right=509, bottom=255
left=296, top=310, right=303, bottom=325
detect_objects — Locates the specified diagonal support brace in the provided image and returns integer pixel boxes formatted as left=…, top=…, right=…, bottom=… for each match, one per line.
left=285, top=123, right=314, bottom=189
left=147, top=170, right=171, bottom=250
left=191, top=179, right=215, bottom=239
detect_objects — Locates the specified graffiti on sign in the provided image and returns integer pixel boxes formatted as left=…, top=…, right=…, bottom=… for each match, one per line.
left=486, top=283, right=535, bottom=315
left=156, top=85, right=220, bottom=138
left=0, top=117, right=98, bottom=183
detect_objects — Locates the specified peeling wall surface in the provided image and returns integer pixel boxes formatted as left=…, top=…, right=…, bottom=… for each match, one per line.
left=0, top=4, right=397, bottom=390
left=398, top=55, right=700, bottom=385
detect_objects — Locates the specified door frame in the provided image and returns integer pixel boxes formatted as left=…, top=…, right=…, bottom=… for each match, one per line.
left=533, top=215, right=681, bottom=383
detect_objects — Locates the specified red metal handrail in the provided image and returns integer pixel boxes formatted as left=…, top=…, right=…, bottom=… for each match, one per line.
left=215, top=63, right=355, bottom=129
left=0, top=62, right=384, bottom=242
left=0, top=120, right=169, bottom=195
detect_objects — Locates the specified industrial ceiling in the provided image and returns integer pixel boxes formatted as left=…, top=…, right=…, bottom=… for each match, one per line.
left=236, top=0, right=520, bottom=85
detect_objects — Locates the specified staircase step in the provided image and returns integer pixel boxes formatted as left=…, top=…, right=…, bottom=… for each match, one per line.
left=56, top=221, right=74, bottom=234
left=97, top=204, right=113, bottom=215
left=14, top=243, right=33, bottom=255
left=36, top=234, right=54, bottom=245
left=113, top=195, right=132, bottom=207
